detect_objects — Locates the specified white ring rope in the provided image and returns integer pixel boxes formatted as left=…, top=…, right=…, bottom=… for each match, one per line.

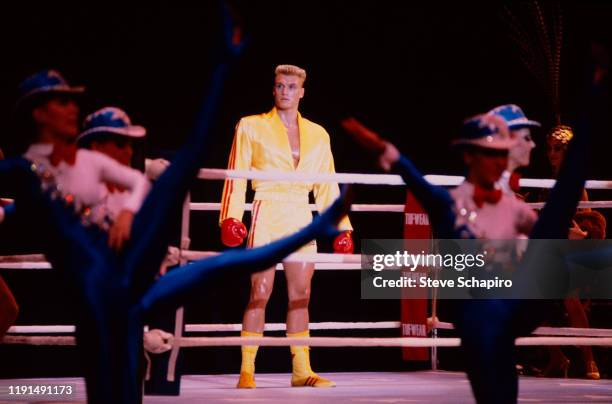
left=0, top=254, right=47, bottom=262
left=180, top=251, right=361, bottom=264
left=432, top=320, right=612, bottom=338
left=8, top=325, right=76, bottom=334
left=184, top=321, right=401, bottom=332
left=0, top=262, right=52, bottom=269
left=190, top=203, right=408, bottom=212
left=527, top=201, right=612, bottom=209
left=198, top=168, right=612, bottom=190
left=0, top=254, right=49, bottom=269
left=0, top=253, right=364, bottom=271
left=0, top=261, right=361, bottom=271
left=2, top=336, right=76, bottom=346
left=9, top=322, right=612, bottom=338
left=199, top=168, right=405, bottom=186
left=190, top=201, right=612, bottom=212
left=178, top=336, right=612, bottom=348
left=7, top=322, right=402, bottom=335
left=0, top=253, right=363, bottom=264
left=4, top=335, right=612, bottom=348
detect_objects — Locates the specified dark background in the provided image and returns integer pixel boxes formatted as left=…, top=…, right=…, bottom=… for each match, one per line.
left=1, top=1, right=611, bottom=178
left=1, top=1, right=612, bottom=378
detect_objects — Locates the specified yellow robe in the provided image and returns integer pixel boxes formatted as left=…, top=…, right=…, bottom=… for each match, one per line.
left=220, top=107, right=352, bottom=251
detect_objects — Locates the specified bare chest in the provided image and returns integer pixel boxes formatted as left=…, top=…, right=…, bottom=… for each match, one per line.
left=286, top=126, right=301, bottom=167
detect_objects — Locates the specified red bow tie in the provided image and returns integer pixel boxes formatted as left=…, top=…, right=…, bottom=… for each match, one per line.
left=49, top=142, right=77, bottom=167
left=509, top=172, right=521, bottom=193
left=473, top=185, right=502, bottom=208
left=106, top=182, right=126, bottom=193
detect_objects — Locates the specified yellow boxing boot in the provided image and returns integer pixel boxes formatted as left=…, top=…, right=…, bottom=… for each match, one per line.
left=288, top=331, right=335, bottom=387
left=237, top=331, right=261, bottom=388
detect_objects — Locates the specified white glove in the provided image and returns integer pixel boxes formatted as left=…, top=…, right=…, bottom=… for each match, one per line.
left=515, top=234, right=529, bottom=260
left=159, top=246, right=181, bottom=277
left=145, top=158, right=170, bottom=181
left=143, top=329, right=174, bottom=354
left=568, top=220, right=588, bottom=240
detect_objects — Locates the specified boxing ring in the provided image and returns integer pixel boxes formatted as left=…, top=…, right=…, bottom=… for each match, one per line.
left=2, top=168, right=612, bottom=402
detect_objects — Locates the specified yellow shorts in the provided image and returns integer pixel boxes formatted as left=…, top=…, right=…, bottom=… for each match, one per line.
left=247, top=200, right=317, bottom=254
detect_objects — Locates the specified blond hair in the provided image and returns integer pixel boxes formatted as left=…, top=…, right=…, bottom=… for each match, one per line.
left=274, top=64, right=307, bottom=83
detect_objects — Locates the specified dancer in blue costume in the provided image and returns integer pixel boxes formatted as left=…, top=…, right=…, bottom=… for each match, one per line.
left=0, top=159, right=351, bottom=403
left=342, top=60, right=603, bottom=403
left=0, top=6, right=353, bottom=404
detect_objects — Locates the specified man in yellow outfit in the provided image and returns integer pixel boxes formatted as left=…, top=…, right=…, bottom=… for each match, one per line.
left=219, top=64, right=353, bottom=388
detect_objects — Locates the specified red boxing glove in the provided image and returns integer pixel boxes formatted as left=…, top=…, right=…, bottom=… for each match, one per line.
left=221, top=218, right=248, bottom=247
left=333, top=230, right=354, bottom=254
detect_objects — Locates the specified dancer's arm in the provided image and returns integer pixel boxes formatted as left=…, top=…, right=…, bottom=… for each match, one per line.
left=342, top=117, right=457, bottom=237
left=125, top=7, right=246, bottom=294
left=391, top=155, right=457, bottom=237
left=94, top=151, right=151, bottom=215
left=138, top=189, right=353, bottom=313
left=90, top=150, right=151, bottom=250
